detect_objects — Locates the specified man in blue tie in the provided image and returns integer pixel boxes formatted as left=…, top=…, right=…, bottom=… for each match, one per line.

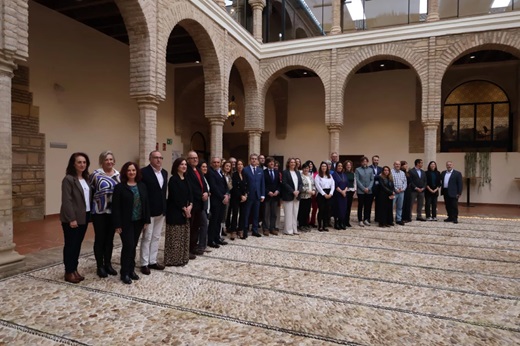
left=242, top=153, right=265, bottom=238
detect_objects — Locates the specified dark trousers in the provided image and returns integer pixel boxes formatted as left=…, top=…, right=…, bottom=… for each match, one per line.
left=189, top=208, right=202, bottom=253
left=317, top=190, right=331, bottom=228
left=263, top=197, right=279, bottom=231
left=243, top=197, right=260, bottom=236
left=345, top=191, right=354, bottom=225
left=62, top=214, right=89, bottom=274
left=119, top=220, right=144, bottom=277
left=444, top=194, right=459, bottom=220
left=229, top=198, right=247, bottom=231
left=425, top=193, right=438, bottom=218
left=92, top=213, right=115, bottom=268
left=298, top=198, right=312, bottom=227
left=357, top=193, right=373, bottom=222
left=209, top=199, right=224, bottom=243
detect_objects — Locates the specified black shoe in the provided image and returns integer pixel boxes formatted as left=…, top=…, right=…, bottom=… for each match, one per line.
left=346, top=223, right=352, bottom=228
left=217, top=239, right=228, bottom=245
left=416, top=217, right=426, bottom=221
left=252, top=232, right=262, bottom=237
left=97, top=267, right=108, bottom=278
left=323, top=228, right=329, bottom=232
left=140, top=266, right=151, bottom=275
left=453, top=219, right=458, bottom=224
left=105, top=264, right=117, bottom=276
left=208, top=242, right=220, bottom=248
left=121, top=275, right=132, bottom=284
left=397, top=221, right=405, bottom=226
left=189, top=253, right=196, bottom=260
left=129, top=272, right=139, bottom=280
left=444, top=218, right=453, bottom=222
left=148, top=263, right=165, bottom=270
left=194, top=249, right=205, bottom=255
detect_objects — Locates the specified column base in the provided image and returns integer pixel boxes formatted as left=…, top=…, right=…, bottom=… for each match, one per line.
left=0, top=246, right=25, bottom=273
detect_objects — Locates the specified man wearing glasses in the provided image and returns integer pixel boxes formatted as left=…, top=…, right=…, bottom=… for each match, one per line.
left=139, top=150, right=167, bottom=275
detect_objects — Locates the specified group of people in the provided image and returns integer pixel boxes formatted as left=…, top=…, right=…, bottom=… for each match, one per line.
left=59, top=150, right=463, bottom=285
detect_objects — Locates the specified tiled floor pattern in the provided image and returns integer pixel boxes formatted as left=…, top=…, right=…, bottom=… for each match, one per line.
left=1, top=216, right=520, bottom=345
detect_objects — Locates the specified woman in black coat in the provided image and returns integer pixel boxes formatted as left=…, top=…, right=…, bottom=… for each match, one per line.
left=281, top=158, right=303, bottom=235
left=229, top=159, right=249, bottom=240
left=165, top=158, right=193, bottom=266
left=375, top=166, right=395, bottom=227
left=401, top=161, right=412, bottom=223
left=425, top=161, right=441, bottom=221
left=112, top=162, right=151, bottom=284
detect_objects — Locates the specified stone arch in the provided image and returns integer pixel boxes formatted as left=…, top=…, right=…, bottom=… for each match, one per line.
left=260, top=55, right=329, bottom=128
left=337, top=43, right=428, bottom=122
left=438, top=32, right=520, bottom=78
left=158, top=2, right=225, bottom=116
left=114, top=0, right=156, bottom=98
left=226, top=56, right=259, bottom=131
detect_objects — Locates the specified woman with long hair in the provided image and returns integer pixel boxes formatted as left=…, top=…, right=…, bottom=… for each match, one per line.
left=90, top=150, right=120, bottom=278
left=165, top=158, right=193, bottom=266
left=425, top=161, right=441, bottom=221
left=343, top=160, right=356, bottom=228
left=304, top=160, right=319, bottom=228
left=112, top=162, right=150, bottom=284
left=281, top=158, right=303, bottom=235
left=230, top=159, right=249, bottom=240
left=221, top=160, right=233, bottom=237
left=400, top=161, right=412, bottom=223
left=314, top=161, right=335, bottom=232
left=375, top=166, right=395, bottom=227
left=60, top=152, right=91, bottom=284
left=333, top=162, right=348, bottom=230
left=197, top=160, right=211, bottom=253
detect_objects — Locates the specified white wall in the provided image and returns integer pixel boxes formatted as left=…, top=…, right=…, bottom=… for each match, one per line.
left=28, top=2, right=180, bottom=215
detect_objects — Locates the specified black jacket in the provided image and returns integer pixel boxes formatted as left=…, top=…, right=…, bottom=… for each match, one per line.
left=264, top=168, right=280, bottom=200
left=166, top=175, right=193, bottom=225
left=281, top=170, right=303, bottom=202
left=112, top=182, right=151, bottom=229
left=186, top=165, right=207, bottom=210
left=207, top=167, right=229, bottom=202
left=140, top=165, right=167, bottom=217
left=231, top=171, right=248, bottom=201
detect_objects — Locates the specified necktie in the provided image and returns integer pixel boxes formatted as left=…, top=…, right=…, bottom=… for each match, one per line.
left=253, top=167, right=256, bottom=175
left=270, top=169, right=274, bottom=181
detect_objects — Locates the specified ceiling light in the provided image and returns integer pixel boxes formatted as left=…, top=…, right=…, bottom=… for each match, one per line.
left=470, top=55, right=476, bottom=59
left=380, top=63, right=385, bottom=67
left=303, top=71, right=308, bottom=75
left=195, top=60, right=200, bottom=64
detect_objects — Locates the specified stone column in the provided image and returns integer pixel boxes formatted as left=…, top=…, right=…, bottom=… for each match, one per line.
left=423, top=120, right=439, bottom=165
left=330, top=0, right=342, bottom=35
left=248, top=129, right=262, bottom=156
left=136, top=96, right=159, bottom=166
left=209, top=117, right=226, bottom=159
left=0, top=56, right=25, bottom=271
left=328, top=125, right=341, bottom=155
left=427, top=0, right=440, bottom=22
left=249, top=0, right=266, bottom=43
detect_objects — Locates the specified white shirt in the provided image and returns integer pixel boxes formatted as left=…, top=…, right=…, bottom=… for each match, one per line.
left=79, top=178, right=90, bottom=212
left=290, top=171, right=298, bottom=191
left=444, top=170, right=453, bottom=188
left=152, top=166, right=164, bottom=188
left=314, top=175, right=335, bottom=196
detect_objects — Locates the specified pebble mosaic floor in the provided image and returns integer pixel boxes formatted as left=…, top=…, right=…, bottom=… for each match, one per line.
left=1, top=216, right=519, bottom=345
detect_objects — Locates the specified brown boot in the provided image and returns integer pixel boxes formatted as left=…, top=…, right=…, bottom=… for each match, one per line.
left=270, top=229, right=279, bottom=236
left=230, top=232, right=236, bottom=240
left=64, top=272, right=80, bottom=284
left=263, top=230, right=270, bottom=236
left=74, top=271, right=85, bottom=281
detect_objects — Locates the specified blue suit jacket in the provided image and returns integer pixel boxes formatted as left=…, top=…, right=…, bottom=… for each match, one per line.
left=244, top=165, right=265, bottom=200
left=441, top=169, right=463, bottom=198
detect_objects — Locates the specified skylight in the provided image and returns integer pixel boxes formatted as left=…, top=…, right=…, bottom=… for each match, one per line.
left=345, top=0, right=366, bottom=21
left=491, top=0, right=512, bottom=8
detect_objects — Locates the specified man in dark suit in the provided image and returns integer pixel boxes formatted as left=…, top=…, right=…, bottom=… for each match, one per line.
left=330, top=152, right=339, bottom=171
left=186, top=151, right=207, bottom=256
left=139, top=151, right=167, bottom=275
left=207, top=157, right=229, bottom=248
left=369, top=155, right=383, bottom=222
left=263, top=157, right=280, bottom=236
left=242, top=153, right=265, bottom=238
left=441, top=161, right=463, bottom=224
left=409, top=158, right=427, bottom=221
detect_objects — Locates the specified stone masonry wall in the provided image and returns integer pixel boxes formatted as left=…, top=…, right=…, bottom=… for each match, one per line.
left=11, top=65, right=45, bottom=222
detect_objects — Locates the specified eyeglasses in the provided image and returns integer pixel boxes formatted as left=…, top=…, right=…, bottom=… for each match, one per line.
left=152, top=156, right=163, bottom=160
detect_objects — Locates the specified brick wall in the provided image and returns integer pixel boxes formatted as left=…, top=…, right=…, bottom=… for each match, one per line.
left=11, top=65, right=45, bottom=222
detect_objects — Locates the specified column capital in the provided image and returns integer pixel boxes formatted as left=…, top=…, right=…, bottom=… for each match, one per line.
left=0, top=55, right=16, bottom=78
left=248, top=0, right=266, bottom=9
left=207, top=114, right=227, bottom=125
left=135, top=95, right=159, bottom=108
left=427, top=0, right=440, bottom=22
left=422, top=119, right=440, bottom=129
left=329, top=0, right=342, bottom=35
left=327, top=124, right=342, bottom=132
